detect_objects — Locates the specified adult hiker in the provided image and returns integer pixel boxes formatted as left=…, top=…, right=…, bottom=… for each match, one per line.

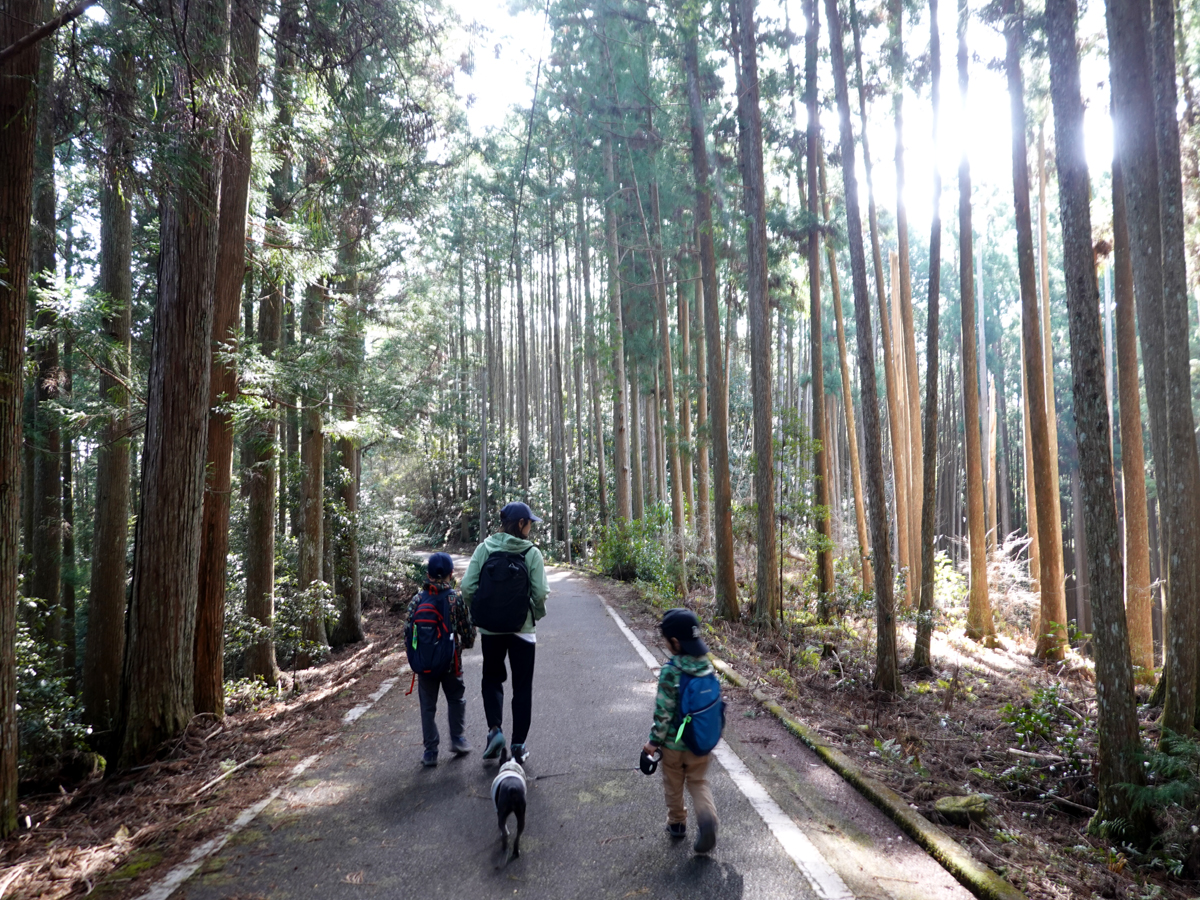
left=461, top=501, right=549, bottom=766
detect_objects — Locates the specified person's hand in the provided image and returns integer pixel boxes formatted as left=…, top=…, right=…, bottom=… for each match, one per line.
left=642, top=741, right=659, bottom=757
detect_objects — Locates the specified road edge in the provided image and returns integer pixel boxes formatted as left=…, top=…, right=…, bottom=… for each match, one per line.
left=708, top=656, right=1028, bottom=900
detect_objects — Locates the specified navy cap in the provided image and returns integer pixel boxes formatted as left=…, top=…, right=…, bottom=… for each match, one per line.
left=427, top=552, right=454, bottom=578
left=500, top=501, right=542, bottom=523
left=660, top=608, right=709, bottom=657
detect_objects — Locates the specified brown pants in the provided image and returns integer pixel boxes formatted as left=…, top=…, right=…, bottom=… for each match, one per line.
left=660, top=746, right=717, bottom=826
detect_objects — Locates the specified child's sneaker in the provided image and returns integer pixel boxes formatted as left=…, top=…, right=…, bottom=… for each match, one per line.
left=483, top=727, right=506, bottom=759
left=694, top=816, right=717, bottom=853
left=666, top=822, right=687, bottom=838
left=421, top=751, right=438, bottom=768
left=450, top=737, right=471, bottom=756
left=511, top=743, right=528, bottom=765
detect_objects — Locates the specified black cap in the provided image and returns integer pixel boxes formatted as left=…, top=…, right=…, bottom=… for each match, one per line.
left=660, top=608, right=709, bottom=657
left=427, top=552, right=454, bottom=578
left=500, top=501, right=542, bottom=523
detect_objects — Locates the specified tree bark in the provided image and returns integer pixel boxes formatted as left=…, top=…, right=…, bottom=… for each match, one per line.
left=195, top=0, right=260, bottom=715
left=1108, top=0, right=1200, bottom=734
left=0, top=0, right=40, bottom=835
left=732, top=0, right=780, bottom=625
left=1046, top=0, right=1151, bottom=833
left=117, top=0, right=228, bottom=767
left=805, top=0, right=835, bottom=607
left=818, top=148, right=872, bottom=589
left=684, top=30, right=738, bottom=618
left=603, top=136, right=631, bottom=521
left=889, top=0, right=923, bottom=601
left=83, top=22, right=134, bottom=731
left=1004, top=0, right=1068, bottom=660
left=1036, top=127, right=1065, bottom=577
left=30, top=14, right=60, bottom=631
left=297, top=282, right=328, bottom=666
left=825, top=0, right=901, bottom=692
left=1112, top=159, right=1155, bottom=684
left=914, top=0, right=942, bottom=669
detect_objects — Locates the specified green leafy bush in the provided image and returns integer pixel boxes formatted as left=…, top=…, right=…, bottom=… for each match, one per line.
left=16, top=599, right=91, bottom=780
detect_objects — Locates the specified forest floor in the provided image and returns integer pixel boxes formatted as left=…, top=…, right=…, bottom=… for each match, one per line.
left=0, top=579, right=421, bottom=900
left=589, top=563, right=1200, bottom=900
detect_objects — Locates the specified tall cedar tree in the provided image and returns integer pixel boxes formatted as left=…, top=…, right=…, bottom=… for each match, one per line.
left=83, top=9, right=135, bottom=728
left=30, top=15, right=60, bottom=639
left=1112, top=159, right=1155, bottom=684
left=1107, top=0, right=1200, bottom=733
left=1046, top=0, right=1151, bottom=835
left=1004, top=0, right=1068, bottom=660
left=956, top=0, right=993, bottom=641
left=825, top=0, right=902, bottom=692
left=117, top=0, right=229, bottom=766
left=683, top=28, right=738, bottom=619
left=0, top=0, right=40, bottom=836
left=604, top=135, right=632, bottom=520
left=732, top=0, right=780, bottom=625
left=196, top=0, right=262, bottom=715
left=914, top=0, right=942, bottom=668
left=805, top=0, right=835, bottom=606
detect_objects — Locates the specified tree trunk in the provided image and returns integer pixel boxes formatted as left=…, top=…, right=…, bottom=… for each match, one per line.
left=914, top=0, right=942, bottom=669
left=581, top=193, right=608, bottom=527
left=1021, top=331, right=1041, bottom=593
left=1046, top=0, right=1151, bottom=832
left=1004, top=0, right=1068, bottom=660
left=1112, top=159, right=1155, bottom=684
left=603, top=136, right=631, bottom=521
left=61, top=336, right=75, bottom=691
left=1108, top=0, right=1200, bottom=734
left=30, top=17, right=60, bottom=634
left=195, top=0, right=260, bottom=714
left=0, top=0, right=40, bottom=835
left=888, top=250, right=912, bottom=599
left=733, top=0, right=780, bottom=625
left=117, top=0, right=228, bottom=767
left=1036, top=127, right=1065, bottom=578
left=677, top=272, right=694, bottom=529
left=818, top=148, right=872, bottom=589
left=805, top=0, right=835, bottom=607
left=684, top=29, right=738, bottom=618
left=826, top=0, right=901, bottom=692
left=83, top=24, right=134, bottom=731
left=297, top=282, right=328, bottom=667
left=693, top=268, right=712, bottom=556
left=889, top=0, right=923, bottom=601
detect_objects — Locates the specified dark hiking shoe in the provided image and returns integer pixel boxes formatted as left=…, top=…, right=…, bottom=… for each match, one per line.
left=421, top=751, right=438, bottom=768
left=450, top=737, right=471, bottom=756
left=483, top=727, right=506, bottom=760
left=511, top=743, right=528, bottom=765
left=666, top=822, right=687, bottom=839
left=694, top=816, right=717, bottom=854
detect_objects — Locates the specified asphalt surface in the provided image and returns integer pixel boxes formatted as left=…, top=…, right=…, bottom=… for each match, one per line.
left=176, top=566, right=974, bottom=900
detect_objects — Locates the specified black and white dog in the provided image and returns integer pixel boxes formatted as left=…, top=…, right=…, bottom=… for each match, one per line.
left=491, top=748, right=527, bottom=863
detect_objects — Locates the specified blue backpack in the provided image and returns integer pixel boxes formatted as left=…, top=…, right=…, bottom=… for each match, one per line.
left=671, top=664, right=726, bottom=756
left=405, top=586, right=457, bottom=678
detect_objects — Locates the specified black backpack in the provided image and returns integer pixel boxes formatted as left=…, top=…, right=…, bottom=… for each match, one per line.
left=471, top=550, right=532, bottom=632
left=405, top=586, right=456, bottom=677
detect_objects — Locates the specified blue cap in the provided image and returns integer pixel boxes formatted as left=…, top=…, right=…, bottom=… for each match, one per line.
left=427, top=552, right=454, bottom=578
left=500, top=501, right=542, bottom=523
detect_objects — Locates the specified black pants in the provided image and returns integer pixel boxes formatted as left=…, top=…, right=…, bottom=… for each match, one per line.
left=481, top=633, right=536, bottom=745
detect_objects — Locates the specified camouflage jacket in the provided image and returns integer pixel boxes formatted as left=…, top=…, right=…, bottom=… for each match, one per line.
left=406, top=580, right=476, bottom=649
left=648, top=654, right=714, bottom=750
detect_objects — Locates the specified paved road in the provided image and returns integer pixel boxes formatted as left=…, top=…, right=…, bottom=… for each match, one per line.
left=177, top=567, right=972, bottom=900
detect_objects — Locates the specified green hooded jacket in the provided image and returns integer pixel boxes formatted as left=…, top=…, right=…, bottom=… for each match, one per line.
left=460, top=533, right=549, bottom=636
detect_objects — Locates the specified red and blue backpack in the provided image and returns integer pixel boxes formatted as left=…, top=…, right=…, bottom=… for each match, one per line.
left=405, top=584, right=458, bottom=678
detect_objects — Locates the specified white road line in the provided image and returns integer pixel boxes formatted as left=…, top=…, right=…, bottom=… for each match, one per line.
left=597, top=595, right=662, bottom=672
left=134, top=669, right=406, bottom=900
left=597, top=595, right=854, bottom=900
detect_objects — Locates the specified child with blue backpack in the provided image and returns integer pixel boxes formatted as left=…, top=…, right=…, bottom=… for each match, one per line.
left=641, top=608, right=724, bottom=854
left=405, top=552, right=476, bottom=768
